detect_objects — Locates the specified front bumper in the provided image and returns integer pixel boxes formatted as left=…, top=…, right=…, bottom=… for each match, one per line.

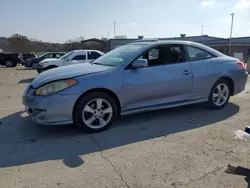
left=23, top=85, right=81, bottom=125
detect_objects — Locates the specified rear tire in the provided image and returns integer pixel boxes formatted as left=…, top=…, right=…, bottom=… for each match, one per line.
left=5, top=60, right=13, bottom=67
left=207, top=79, right=231, bottom=109
left=74, top=92, right=118, bottom=133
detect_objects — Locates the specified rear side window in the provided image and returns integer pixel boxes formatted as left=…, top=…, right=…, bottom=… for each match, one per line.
left=88, top=51, right=102, bottom=59
left=186, top=45, right=215, bottom=61
left=72, top=55, right=86, bottom=60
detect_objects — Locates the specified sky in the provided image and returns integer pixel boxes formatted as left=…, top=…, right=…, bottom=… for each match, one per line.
left=1, top=0, right=250, bottom=43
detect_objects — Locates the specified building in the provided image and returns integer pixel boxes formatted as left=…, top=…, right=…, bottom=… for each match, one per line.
left=104, top=35, right=250, bottom=63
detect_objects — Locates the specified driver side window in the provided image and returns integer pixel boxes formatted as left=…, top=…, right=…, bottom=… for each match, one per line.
left=138, top=44, right=186, bottom=67
left=44, top=54, right=52, bottom=58
left=72, top=55, right=86, bottom=60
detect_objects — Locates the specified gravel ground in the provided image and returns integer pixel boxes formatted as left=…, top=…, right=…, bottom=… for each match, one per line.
left=1, top=65, right=250, bottom=188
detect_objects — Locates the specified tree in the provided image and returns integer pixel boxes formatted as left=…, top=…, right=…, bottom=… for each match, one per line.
left=8, top=34, right=31, bottom=52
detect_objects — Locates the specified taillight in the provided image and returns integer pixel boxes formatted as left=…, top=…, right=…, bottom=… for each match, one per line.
left=236, top=61, right=246, bottom=69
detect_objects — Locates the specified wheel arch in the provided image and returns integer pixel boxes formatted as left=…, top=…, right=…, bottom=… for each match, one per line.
left=72, top=88, right=122, bottom=122
left=216, top=76, right=235, bottom=95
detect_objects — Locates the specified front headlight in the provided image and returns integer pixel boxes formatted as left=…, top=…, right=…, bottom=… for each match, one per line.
left=35, top=79, right=77, bottom=96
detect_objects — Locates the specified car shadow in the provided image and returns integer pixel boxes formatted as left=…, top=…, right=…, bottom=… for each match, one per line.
left=18, top=78, right=34, bottom=83
left=225, top=164, right=250, bottom=188
left=0, top=103, right=239, bottom=168
left=16, top=68, right=33, bottom=70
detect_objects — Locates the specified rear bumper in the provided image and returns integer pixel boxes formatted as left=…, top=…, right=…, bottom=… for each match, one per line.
left=233, top=71, right=248, bottom=95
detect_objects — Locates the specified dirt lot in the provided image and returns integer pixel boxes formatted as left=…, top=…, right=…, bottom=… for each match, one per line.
left=1, top=65, right=250, bottom=188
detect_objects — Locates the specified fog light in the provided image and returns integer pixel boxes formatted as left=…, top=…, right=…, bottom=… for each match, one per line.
left=33, top=109, right=46, bottom=118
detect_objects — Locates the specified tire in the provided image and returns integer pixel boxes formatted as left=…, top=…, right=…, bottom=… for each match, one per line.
left=74, top=92, right=118, bottom=133
left=5, top=60, right=13, bottom=67
left=32, top=62, right=38, bottom=69
left=207, top=79, right=231, bottom=109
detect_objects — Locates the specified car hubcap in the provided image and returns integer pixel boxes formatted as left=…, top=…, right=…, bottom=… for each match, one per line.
left=32, top=63, right=37, bottom=68
left=82, top=98, right=113, bottom=129
left=212, top=83, right=229, bottom=106
left=6, top=61, right=12, bottom=66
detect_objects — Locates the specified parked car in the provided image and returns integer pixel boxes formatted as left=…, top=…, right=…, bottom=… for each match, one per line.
left=24, top=52, right=65, bottom=69
left=0, top=53, right=20, bottom=67
left=36, top=50, right=104, bottom=73
left=23, top=40, right=248, bottom=133
left=19, top=53, right=37, bottom=65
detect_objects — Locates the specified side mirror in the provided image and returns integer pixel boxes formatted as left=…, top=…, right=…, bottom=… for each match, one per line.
left=131, top=59, right=148, bottom=69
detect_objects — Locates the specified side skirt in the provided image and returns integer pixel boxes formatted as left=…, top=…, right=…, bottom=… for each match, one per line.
left=120, top=98, right=208, bottom=116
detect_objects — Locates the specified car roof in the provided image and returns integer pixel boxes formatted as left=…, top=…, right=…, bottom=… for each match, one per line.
left=72, top=50, right=104, bottom=54
left=133, top=40, right=225, bottom=57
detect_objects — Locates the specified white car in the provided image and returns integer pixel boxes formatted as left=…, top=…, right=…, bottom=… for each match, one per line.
left=37, top=50, right=104, bottom=73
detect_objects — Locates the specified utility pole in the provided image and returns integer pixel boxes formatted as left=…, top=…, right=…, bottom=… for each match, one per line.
left=228, top=12, right=234, bottom=55
left=108, top=32, right=110, bottom=39
left=113, top=20, right=116, bottom=39
left=201, top=25, right=204, bottom=35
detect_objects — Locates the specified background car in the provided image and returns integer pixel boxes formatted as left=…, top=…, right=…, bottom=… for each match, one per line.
left=36, top=50, right=104, bottom=73
left=23, top=40, right=248, bottom=133
left=0, top=53, right=20, bottom=67
left=19, top=53, right=37, bottom=65
left=24, top=52, right=65, bottom=69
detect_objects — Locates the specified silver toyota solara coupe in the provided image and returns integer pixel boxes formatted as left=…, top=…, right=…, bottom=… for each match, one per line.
left=23, top=40, right=248, bottom=132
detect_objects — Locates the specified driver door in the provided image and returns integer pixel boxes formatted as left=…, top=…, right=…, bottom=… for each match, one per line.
left=122, top=44, right=193, bottom=110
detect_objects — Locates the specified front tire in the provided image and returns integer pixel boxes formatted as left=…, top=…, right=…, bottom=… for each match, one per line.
left=32, top=62, right=38, bottom=69
left=74, top=92, right=118, bottom=133
left=207, top=79, right=231, bottom=109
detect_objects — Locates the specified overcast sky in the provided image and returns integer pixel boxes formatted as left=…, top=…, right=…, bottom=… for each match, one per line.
left=1, top=0, right=250, bottom=42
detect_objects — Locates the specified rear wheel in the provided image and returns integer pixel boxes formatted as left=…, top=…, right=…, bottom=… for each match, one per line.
left=207, top=79, right=231, bottom=109
left=74, top=92, right=118, bottom=133
left=5, top=60, right=13, bottom=67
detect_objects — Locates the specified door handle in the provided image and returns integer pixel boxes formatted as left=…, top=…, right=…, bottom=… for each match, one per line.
left=182, top=70, right=191, bottom=75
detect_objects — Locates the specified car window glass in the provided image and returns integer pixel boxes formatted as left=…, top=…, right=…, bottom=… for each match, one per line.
left=88, top=52, right=102, bottom=59
left=55, top=54, right=61, bottom=58
left=72, top=55, right=86, bottom=60
left=186, top=46, right=214, bottom=61
left=51, top=54, right=57, bottom=58
left=140, top=44, right=185, bottom=67
left=44, top=54, right=52, bottom=58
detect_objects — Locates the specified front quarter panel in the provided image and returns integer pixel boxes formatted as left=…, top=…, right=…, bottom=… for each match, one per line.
left=60, top=67, right=125, bottom=107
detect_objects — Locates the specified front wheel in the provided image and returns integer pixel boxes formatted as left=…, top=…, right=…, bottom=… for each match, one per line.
left=207, top=79, right=231, bottom=109
left=32, top=62, right=38, bottom=69
left=74, top=92, right=118, bottom=133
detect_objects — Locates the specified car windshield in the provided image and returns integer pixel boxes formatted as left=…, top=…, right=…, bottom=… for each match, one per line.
left=38, top=53, right=46, bottom=58
left=59, top=51, right=74, bottom=60
left=92, top=44, right=146, bottom=66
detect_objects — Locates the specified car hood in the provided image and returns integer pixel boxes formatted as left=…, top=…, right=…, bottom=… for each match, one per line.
left=39, top=58, right=63, bottom=65
left=31, top=63, right=112, bottom=88
left=40, top=58, right=58, bottom=63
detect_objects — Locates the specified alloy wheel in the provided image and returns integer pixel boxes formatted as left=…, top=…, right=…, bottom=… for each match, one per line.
left=82, top=98, right=113, bottom=129
left=212, top=83, right=229, bottom=106
left=32, top=63, right=38, bottom=69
